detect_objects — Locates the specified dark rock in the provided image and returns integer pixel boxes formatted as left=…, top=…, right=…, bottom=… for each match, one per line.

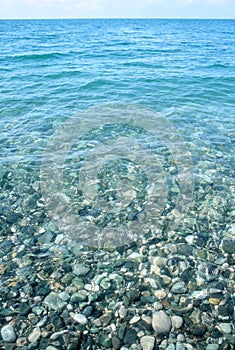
left=190, top=324, right=207, bottom=337
left=39, top=337, right=49, bottom=349
left=126, top=290, right=140, bottom=302
left=83, top=306, right=93, bottom=318
left=137, top=319, right=153, bottom=332
left=51, top=316, right=64, bottom=330
left=177, top=244, right=193, bottom=256
left=118, top=325, right=126, bottom=340
left=124, top=329, right=137, bottom=346
left=98, top=334, right=112, bottom=348
left=18, top=302, right=31, bottom=316
left=218, top=303, right=234, bottom=316
left=222, top=238, right=235, bottom=254
left=112, top=335, right=122, bottom=349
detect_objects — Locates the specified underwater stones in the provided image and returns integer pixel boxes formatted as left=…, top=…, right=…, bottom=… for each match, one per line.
left=72, top=264, right=90, bottom=276
left=70, top=312, right=88, bottom=325
left=1, top=325, right=16, bottom=343
left=111, top=335, right=122, bottom=350
left=123, top=329, right=137, bottom=346
left=152, top=311, right=171, bottom=334
left=189, top=323, right=207, bottom=337
left=171, top=316, right=183, bottom=330
left=140, top=335, right=155, bottom=350
left=222, top=238, right=235, bottom=254
left=217, top=323, right=232, bottom=334
left=28, top=327, right=41, bottom=343
left=43, top=292, right=65, bottom=310
left=171, top=281, right=187, bottom=294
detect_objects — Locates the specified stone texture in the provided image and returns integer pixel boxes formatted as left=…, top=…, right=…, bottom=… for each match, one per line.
left=152, top=311, right=172, bottom=334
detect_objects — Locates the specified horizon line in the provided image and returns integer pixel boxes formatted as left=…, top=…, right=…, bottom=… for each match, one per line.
left=1, top=17, right=235, bottom=20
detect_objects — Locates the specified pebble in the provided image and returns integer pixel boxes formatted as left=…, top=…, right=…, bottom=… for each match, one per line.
left=130, top=315, right=140, bottom=324
left=1, top=325, right=16, bottom=343
left=70, top=312, right=88, bottom=325
left=206, top=345, right=219, bottom=350
left=140, top=335, right=155, bottom=350
left=222, top=238, right=235, bottom=254
left=171, top=315, right=183, bottom=330
left=43, top=292, right=65, bottom=310
left=123, top=329, right=137, bottom=346
left=217, top=322, right=232, bottom=334
left=152, top=311, right=172, bottom=334
left=72, top=264, right=90, bottom=276
left=112, top=335, right=122, bottom=350
left=119, top=305, right=128, bottom=318
left=171, top=281, right=187, bottom=294
left=126, top=252, right=142, bottom=262
left=177, top=334, right=185, bottom=342
left=16, top=337, right=27, bottom=347
left=28, top=327, right=41, bottom=343
left=190, top=324, right=207, bottom=337
left=176, top=343, right=186, bottom=350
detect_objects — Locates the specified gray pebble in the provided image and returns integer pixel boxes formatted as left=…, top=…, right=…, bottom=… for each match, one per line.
left=1, top=325, right=16, bottom=343
left=43, top=292, right=65, bottom=310
left=171, top=281, right=187, bottom=294
left=206, top=345, right=219, bottom=350
left=152, top=311, right=172, bottom=334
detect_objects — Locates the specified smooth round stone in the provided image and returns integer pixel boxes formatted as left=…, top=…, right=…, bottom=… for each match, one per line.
left=190, top=324, right=207, bottom=337
left=43, top=292, right=65, bottom=310
left=171, top=316, right=183, bottom=330
left=222, top=238, right=235, bottom=254
left=28, top=327, right=41, bottom=343
left=1, top=325, right=16, bottom=343
left=112, top=335, right=122, bottom=350
left=72, top=264, right=90, bottom=276
left=119, top=305, right=128, bottom=318
left=176, top=343, right=186, bottom=350
left=70, top=312, right=88, bottom=325
left=99, top=334, right=112, bottom=348
left=152, top=311, right=171, bottom=334
left=166, top=344, right=175, bottom=350
left=177, top=334, right=185, bottom=342
left=18, top=302, right=31, bottom=316
left=123, top=329, right=137, bottom=346
left=71, top=290, right=88, bottom=303
left=140, top=335, right=155, bottom=350
left=217, top=323, right=232, bottom=334
left=206, top=345, right=219, bottom=350
left=171, top=282, right=187, bottom=294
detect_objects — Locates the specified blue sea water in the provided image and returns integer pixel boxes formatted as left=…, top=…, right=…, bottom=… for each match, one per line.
left=0, top=19, right=234, bottom=231
left=0, top=18, right=235, bottom=349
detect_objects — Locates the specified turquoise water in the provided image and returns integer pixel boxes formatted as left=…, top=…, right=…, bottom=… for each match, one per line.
left=0, top=18, right=235, bottom=349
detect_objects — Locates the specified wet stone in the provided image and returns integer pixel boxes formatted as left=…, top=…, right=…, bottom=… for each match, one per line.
left=112, top=335, right=122, bottom=350
left=152, top=311, right=172, bottom=334
left=1, top=324, right=16, bottom=343
left=206, top=345, right=219, bottom=350
left=171, top=281, right=187, bottom=294
left=51, top=315, right=64, bottom=330
left=18, top=302, right=31, bottom=316
left=123, top=329, right=137, bottom=346
left=222, top=238, right=235, bottom=254
left=71, top=291, right=88, bottom=303
left=190, top=323, right=207, bottom=337
left=98, top=334, right=112, bottom=348
left=140, top=335, right=155, bottom=350
left=43, top=292, right=65, bottom=310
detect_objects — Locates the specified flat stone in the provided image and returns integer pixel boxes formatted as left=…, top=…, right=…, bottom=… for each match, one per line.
left=70, top=312, right=88, bottom=325
left=140, top=335, right=155, bottom=350
left=28, top=327, right=41, bottom=343
left=71, top=290, right=88, bottom=303
left=72, top=264, right=90, bottom=276
left=152, top=311, right=171, bottom=334
left=206, top=345, right=219, bottom=350
left=43, top=292, right=65, bottom=310
left=222, top=238, right=235, bottom=254
left=176, top=343, right=186, bottom=350
left=171, top=281, right=187, bottom=294
left=190, top=324, right=207, bottom=337
left=171, top=315, right=183, bottom=330
left=126, top=252, right=142, bottom=262
left=112, top=335, right=122, bottom=350
left=123, top=329, right=137, bottom=346
left=1, top=325, right=16, bottom=343
left=217, top=323, right=232, bottom=334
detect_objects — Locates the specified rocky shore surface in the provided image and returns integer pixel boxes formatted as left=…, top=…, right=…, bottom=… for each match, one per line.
left=0, top=163, right=234, bottom=350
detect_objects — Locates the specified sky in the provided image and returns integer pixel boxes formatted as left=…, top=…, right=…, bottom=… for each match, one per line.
left=0, top=0, right=235, bottom=19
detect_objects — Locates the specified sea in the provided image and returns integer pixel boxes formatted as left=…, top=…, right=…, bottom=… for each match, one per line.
left=0, top=19, right=235, bottom=349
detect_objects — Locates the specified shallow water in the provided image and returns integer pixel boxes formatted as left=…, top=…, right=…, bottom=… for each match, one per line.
left=0, top=19, right=235, bottom=349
